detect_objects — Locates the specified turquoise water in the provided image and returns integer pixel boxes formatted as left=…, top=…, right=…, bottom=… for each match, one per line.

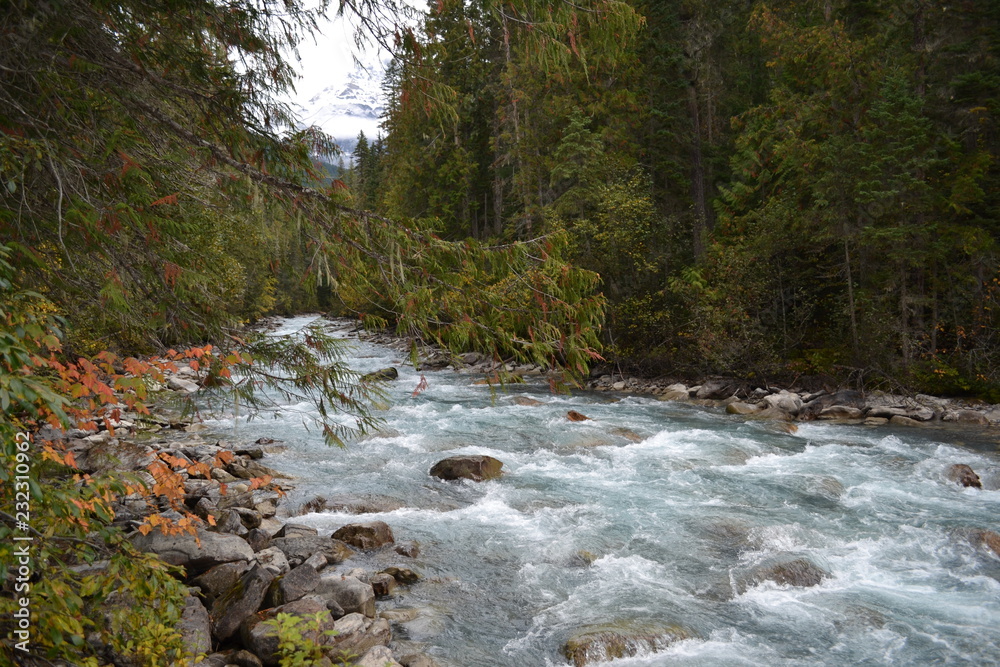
left=207, top=316, right=1000, bottom=666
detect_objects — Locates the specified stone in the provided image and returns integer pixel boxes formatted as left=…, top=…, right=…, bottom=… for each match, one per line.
left=397, top=652, right=438, bottom=667
left=190, top=561, right=250, bottom=607
left=429, top=455, right=503, bottom=482
left=612, top=381, right=626, bottom=391
left=656, top=389, right=688, bottom=401
left=215, top=509, right=249, bottom=537
left=695, top=379, right=737, bottom=400
left=241, top=597, right=336, bottom=667
left=889, top=415, right=925, bottom=427
left=726, top=402, right=758, bottom=416
left=750, top=406, right=795, bottom=422
left=864, top=417, right=889, bottom=426
left=131, top=528, right=253, bottom=575
left=562, top=623, right=692, bottom=667
left=947, top=464, right=983, bottom=489
left=255, top=546, right=290, bottom=575
left=274, top=523, right=318, bottom=539
left=799, top=390, right=865, bottom=419
left=370, top=572, right=397, bottom=597
left=759, top=391, right=803, bottom=417
left=362, top=368, right=399, bottom=382
left=300, top=494, right=407, bottom=515
left=380, top=567, right=420, bottom=584
left=905, top=406, right=936, bottom=421
left=267, top=563, right=320, bottom=607
left=942, top=409, right=989, bottom=425
left=609, top=427, right=643, bottom=442
left=227, top=650, right=263, bottom=667
left=969, top=529, right=1000, bottom=557
left=817, top=406, right=864, bottom=420
left=210, top=565, right=276, bottom=642
left=234, top=446, right=265, bottom=459
left=177, top=595, right=212, bottom=662
left=303, top=552, right=329, bottom=572
left=744, top=558, right=828, bottom=590
left=566, top=410, right=591, bottom=422
left=327, top=613, right=392, bottom=660
left=394, top=541, right=420, bottom=558
left=168, top=376, right=201, bottom=393
left=245, top=528, right=272, bottom=552
left=379, top=608, right=420, bottom=623
left=513, top=396, right=545, bottom=406
left=314, top=575, right=376, bottom=617
left=353, top=646, right=402, bottom=667
left=270, top=536, right=355, bottom=566
left=332, top=521, right=395, bottom=550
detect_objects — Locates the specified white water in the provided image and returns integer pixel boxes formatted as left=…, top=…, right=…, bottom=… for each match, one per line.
left=207, top=316, right=1000, bottom=666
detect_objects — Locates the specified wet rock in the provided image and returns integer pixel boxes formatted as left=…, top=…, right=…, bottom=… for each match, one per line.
left=177, top=595, right=212, bottom=662
left=315, top=575, right=376, bottom=617
left=726, top=402, right=758, bottom=416
left=396, top=650, right=439, bottom=667
left=429, top=455, right=503, bottom=482
left=657, top=389, right=688, bottom=401
left=210, top=565, right=275, bottom=642
left=562, top=623, right=692, bottom=667
left=190, top=561, right=250, bottom=607
left=865, top=417, right=889, bottom=426
left=354, top=646, right=402, bottom=667
left=513, top=396, right=545, bottom=406
left=566, top=410, right=591, bottom=422
left=379, top=608, right=420, bottom=623
left=370, top=572, right=397, bottom=597
left=942, top=409, right=989, bottom=425
left=889, top=415, right=925, bottom=428
left=609, top=427, right=643, bottom=442
left=131, top=528, right=253, bottom=575
left=274, top=523, right=318, bottom=539
left=947, top=464, right=983, bottom=489
left=744, top=558, right=828, bottom=590
left=381, top=566, right=421, bottom=584
left=750, top=406, right=795, bottom=422
left=327, top=613, right=392, bottom=661
left=270, top=536, right=355, bottom=566
left=362, top=367, right=399, bottom=382
left=817, top=406, right=864, bottom=420
left=300, top=494, right=407, bottom=515
left=394, top=541, right=420, bottom=558
left=332, top=521, right=395, bottom=550
left=968, top=529, right=1000, bottom=557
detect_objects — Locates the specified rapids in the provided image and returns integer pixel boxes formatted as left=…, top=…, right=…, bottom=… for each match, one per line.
left=206, top=316, right=1000, bottom=666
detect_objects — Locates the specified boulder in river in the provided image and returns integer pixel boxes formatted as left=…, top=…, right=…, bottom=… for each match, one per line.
left=332, top=521, right=395, bottom=550
left=968, top=529, right=1000, bottom=557
left=361, top=367, right=399, bottom=382
left=429, top=455, right=503, bottom=482
left=742, top=557, right=828, bottom=591
left=562, top=622, right=692, bottom=667
left=947, top=464, right=983, bottom=489
left=314, top=575, right=376, bottom=617
left=942, top=409, right=989, bottom=425
left=726, top=402, right=758, bottom=416
left=567, top=410, right=591, bottom=422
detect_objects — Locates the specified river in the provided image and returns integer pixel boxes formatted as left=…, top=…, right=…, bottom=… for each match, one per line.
left=206, top=315, right=1000, bottom=666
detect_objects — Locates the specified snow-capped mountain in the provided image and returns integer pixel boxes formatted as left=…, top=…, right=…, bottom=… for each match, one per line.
left=294, top=57, right=388, bottom=155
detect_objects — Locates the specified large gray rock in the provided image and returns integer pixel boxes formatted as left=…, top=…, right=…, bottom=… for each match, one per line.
left=266, top=563, right=320, bottom=607
left=562, top=623, right=692, bottom=667
left=326, top=613, right=392, bottom=660
left=817, top=406, right=864, bottom=420
left=315, top=575, right=376, bottom=617
left=800, top=390, right=865, bottom=419
left=760, top=391, right=803, bottom=417
left=131, top=528, right=253, bottom=575
left=742, top=558, right=828, bottom=591
left=695, top=379, right=737, bottom=400
left=273, top=523, right=318, bottom=539
left=177, top=596, right=212, bottom=662
left=210, top=565, right=275, bottom=642
left=332, top=522, right=395, bottom=550
left=241, top=597, right=335, bottom=666
left=429, top=455, right=503, bottom=482
left=362, top=367, right=399, bottom=382
left=270, top=536, right=355, bottom=566
left=190, top=561, right=250, bottom=607
left=297, top=494, right=406, bottom=516
left=942, top=409, right=989, bottom=425
left=255, top=546, right=290, bottom=575
left=354, top=646, right=402, bottom=667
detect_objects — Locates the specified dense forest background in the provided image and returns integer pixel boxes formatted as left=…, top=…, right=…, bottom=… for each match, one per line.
left=349, top=0, right=1000, bottom=397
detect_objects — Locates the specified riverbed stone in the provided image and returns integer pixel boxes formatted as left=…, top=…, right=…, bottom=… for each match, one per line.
left=562, top=623, right=692, bottom=667
left=131, top=528, right=253, bottom=575
left=394, top=541, right=420, bottom=558
left=513, top=396, right=545, bottom=406
left=315, top=575, right=376, bottom=617
left=947, top=464, right=983, bottom=489
left=274, top=523, right=317, bottom=538
left=969, top=529, right=1000, bottom=556
left=381, top=566, right=421, bottom=584
left=354, top=646, right=402, bottom=667
left=270, top=536, right=355, bottom=566
left=567, top=410, right=591, bottom=422
left=255, top=546, right=290, bottom=575
left=326, top=613, right=392, bottom=660
left=210, top=564, right=275, bottom=642
left=744, top=558, right=828, bottom=590
left=362, top=367, right=399, bottom=382
left=266, top=563, right=320, bottom=607
left=942, top=409, right=989, bottom=425
left=726, top=402, right=758, bottom=416
left=760, top=391, right=803, bottom=416
left=332, top=521, right=395, bottom=550
left=817, top=406, right=864, bottom=420
left=890, top=415, right=925, bottom=427
left=370, top=572, right=397, bottom=597
left=245, top=528, right=272, bottom=552
left=429, top=455, right=503, bottom=482
left=696, top=379, right=737, bottom=400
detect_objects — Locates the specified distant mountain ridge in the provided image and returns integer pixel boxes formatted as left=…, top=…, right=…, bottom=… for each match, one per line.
left=294, top=56, right=387, bottom=156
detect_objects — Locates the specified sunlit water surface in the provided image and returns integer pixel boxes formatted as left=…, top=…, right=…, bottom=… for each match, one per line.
left=204, top=316, right=1000, bottom=666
